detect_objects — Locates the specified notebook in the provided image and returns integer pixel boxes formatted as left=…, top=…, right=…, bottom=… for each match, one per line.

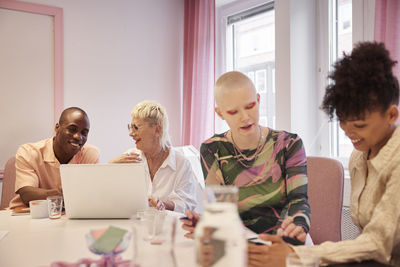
left=60, top=163, right=148, bottom=219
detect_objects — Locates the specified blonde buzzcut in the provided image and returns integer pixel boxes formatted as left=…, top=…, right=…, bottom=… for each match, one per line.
left=214, top=71, right=256, bottom=107
left=131, top=101, right=171, bottom=149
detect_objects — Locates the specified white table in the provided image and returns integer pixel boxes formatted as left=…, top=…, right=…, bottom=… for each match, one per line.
left=0, top=210, right=196, bottom=267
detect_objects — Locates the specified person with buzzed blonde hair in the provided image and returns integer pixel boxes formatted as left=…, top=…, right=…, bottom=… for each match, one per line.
left=181, top=71, right=310, bottom=252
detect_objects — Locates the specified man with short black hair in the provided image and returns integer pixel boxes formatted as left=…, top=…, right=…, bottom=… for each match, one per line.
left=9, top=107, right=99, bottom=209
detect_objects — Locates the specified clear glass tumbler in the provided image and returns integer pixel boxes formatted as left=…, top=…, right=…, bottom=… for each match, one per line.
left=47, top=195, right=63, bottom=219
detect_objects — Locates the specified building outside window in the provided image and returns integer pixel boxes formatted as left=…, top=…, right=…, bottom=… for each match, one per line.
left=215, top=2, right=275, bottom=134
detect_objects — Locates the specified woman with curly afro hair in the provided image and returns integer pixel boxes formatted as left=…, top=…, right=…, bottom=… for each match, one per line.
left=246, top=42, right=400, bottom=267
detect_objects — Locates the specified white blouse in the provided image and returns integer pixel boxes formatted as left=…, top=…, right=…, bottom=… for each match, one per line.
left=127, top=147, right=200, bottom=213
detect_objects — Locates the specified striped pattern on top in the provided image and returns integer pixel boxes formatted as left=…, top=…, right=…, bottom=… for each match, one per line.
left=200, top=129, right=311, bottom=235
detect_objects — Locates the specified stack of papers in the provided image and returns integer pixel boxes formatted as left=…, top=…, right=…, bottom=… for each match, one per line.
left=11, top=206, right=30, bottom=216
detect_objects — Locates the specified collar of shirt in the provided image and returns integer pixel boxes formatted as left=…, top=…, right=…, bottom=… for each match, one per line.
left=42, top=137, right=84, bottom=165
left=43, top=137, right=59, bottom=164
left=368, top=125, right=400, bottom=171
left=158, top=147, right=177, bottom=172
left=127, top=147, right=178, bottom=173
left=349, top=125, right=400, bottom=174
left=140, top=147, right=177, bottom=172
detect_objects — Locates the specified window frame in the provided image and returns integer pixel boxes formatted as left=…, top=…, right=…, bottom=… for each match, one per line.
left=216, top=0, right=375, bottom=168
left=215, top=0, right=274, bottom=80
left=215, top=0, right=275, bottom=134
left=317, top=0, right=375, bottom=169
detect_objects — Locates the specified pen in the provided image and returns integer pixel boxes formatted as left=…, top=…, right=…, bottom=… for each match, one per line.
left=247, top=237, right=271, bottom=246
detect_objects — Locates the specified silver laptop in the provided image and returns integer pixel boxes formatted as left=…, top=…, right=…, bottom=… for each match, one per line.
left=60, top=163, right=148, bottom=219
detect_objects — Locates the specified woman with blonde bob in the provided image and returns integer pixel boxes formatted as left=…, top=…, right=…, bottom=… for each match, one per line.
left=110, top=101, right=199, bottom=213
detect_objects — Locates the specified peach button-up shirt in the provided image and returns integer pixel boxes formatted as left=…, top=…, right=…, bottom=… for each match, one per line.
left=9, top=138, right=99, bottom=208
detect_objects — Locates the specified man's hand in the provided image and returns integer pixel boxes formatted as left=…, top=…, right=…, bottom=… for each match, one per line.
left=180, top=210, right=200, bottom=239
left=109, top=152, right=142, bottom=164
left=248, top=234, right=294, bottom=267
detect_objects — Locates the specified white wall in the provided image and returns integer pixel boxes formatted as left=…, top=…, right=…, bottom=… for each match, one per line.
left=275, top=0, right=319, bottom=156
left=274, top=0, right=291, bottom=131
left=289, top=0, right=319, bottom=156
left=17, top=0, right=185, bottom=163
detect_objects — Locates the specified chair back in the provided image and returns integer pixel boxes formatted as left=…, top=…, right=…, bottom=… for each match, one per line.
left=174, top=145, right=204, bottom=213
left=0, top=157, right=16, bottom=210
left=307, top=156, right=344, bottom=244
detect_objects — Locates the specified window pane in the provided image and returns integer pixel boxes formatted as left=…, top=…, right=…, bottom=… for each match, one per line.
left=337, top=0, right=353, bottom=158
left=337, top=0, right=352, bottom=56
left=234, top=11, right=275, bottom=69
left=216, top=6, right=275, bottom=133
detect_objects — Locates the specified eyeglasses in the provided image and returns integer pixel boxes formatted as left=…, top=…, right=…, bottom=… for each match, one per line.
left=127, top=123, right=145, bottom=132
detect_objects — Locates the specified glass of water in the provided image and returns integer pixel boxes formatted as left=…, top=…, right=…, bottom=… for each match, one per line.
left=47, top=195, right=63, bottom=219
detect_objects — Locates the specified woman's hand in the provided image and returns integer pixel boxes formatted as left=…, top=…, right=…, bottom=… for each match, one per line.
left=277, top=216, right=307, bottom=243
left=180, top=210, right=200, bottom=239
left=109, top=152, right=142, bottom=164
left=248, top=234, right=294, bottom=267
left=148, top=197, right=175, bottom=211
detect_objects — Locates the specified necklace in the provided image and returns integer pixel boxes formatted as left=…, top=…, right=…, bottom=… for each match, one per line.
left=148, top=148, right=166, bottom=162
left=230, top=126, right=263, bottom=167
left=147, top=148, right=168, bottom=180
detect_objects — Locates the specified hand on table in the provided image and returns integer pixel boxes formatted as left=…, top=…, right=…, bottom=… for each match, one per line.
left=277, top=216, right=307, bottom=243
left=248, top=234, right=294, bottom=267
left=19, top=186, right=63, bottom=206
left=148, top=197, right=166, bottom=210
left=53, top=186, right=63, bottom=196
left=109, top=152, right=142, bottom=163
left=180, top=210, right=200, bottom=239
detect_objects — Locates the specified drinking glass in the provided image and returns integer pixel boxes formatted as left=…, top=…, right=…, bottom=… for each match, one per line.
left=131, top=216, right=178, bottom=267
left=142, top=209, right=157, bottom=241
left=47, top=195, right=63, bottom=219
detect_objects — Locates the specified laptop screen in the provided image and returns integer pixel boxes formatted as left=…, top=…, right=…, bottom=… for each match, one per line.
left=60, top=163, right=148, bottom=219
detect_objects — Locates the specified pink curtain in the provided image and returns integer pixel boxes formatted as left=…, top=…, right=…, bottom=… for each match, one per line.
left=374, top=0, right=400, bottom=79
left=182, top=0, right=215, bottom=150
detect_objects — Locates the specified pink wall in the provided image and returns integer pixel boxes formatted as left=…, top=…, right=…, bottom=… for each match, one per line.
left=0, top=0, right=63, bottom=176
left=0, top=0, right=64, bottom=121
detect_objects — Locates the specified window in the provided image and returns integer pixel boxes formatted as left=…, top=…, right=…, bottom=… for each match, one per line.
left=215, top=1, right=275, bottom=134
left=330, top=0, right=353, bottom=160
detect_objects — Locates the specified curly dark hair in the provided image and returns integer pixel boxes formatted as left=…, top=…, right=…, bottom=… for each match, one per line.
left=321, top=42, right=399, bottom=121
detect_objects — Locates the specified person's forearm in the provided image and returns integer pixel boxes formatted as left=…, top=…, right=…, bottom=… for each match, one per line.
left=18, top=186, right=61, bottom=206
left=286, top=199, right=310, bottom=233
left=285, top=183, right=310, bottom=231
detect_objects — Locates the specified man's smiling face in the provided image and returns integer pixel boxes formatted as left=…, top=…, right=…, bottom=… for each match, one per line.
left=54, top=110, right=89, bottom=160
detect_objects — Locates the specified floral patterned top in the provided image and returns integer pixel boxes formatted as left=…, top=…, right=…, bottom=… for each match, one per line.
left=200, top=128, right=311, bottom=235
